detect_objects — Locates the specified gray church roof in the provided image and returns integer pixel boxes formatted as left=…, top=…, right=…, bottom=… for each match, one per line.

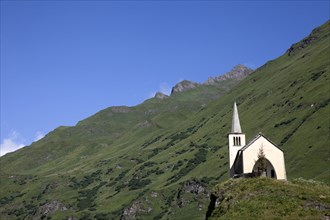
left=231, top=102, right=242, bottom=133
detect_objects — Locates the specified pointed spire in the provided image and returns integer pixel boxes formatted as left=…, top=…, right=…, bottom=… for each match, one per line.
left=231, top=102, right=242, bottom=133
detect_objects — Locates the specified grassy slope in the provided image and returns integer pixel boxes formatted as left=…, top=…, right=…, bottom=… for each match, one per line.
left=0, top=69, right=242, bottom=219
left=208, top=178, right=330, bottom=220
left=0, top=21, right=329, bottom=219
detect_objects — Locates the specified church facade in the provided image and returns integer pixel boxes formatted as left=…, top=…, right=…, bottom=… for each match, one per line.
left=228, top=102, right=287, bottom=180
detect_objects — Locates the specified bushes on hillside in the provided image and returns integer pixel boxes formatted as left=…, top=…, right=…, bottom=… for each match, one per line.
left=128, top=178, right=151, bottom=190
left=167, top=147, right=208, bottom=185
left=77, top=182, right=106, bottom=210
left=274, top=118, right=296, bottom=128
left=69, top=170, right=103, bottom=189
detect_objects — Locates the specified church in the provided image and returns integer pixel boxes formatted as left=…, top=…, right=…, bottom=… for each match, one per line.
left=228, top=102, right=287, bottom=180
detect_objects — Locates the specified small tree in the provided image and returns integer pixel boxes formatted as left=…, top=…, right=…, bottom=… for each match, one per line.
left=255, top=145, right=267, bottom=177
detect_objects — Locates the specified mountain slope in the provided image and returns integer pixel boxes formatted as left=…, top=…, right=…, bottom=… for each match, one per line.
left=0, top=21, right=329, bottom=220
left=0, top=64, right=253, bottom=175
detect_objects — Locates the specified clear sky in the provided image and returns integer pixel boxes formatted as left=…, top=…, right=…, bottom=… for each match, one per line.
left=1, top=0, right=329, bottom=156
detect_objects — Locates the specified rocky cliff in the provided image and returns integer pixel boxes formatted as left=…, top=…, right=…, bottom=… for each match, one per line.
left=205, top=64, right=253, bottom=85
left=154, top=92, right=169, bottom=99
left=171, top=80, right=200, bottom=94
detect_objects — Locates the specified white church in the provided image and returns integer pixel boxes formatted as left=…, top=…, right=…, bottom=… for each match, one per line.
left=228, top=102, right=287, bottom=180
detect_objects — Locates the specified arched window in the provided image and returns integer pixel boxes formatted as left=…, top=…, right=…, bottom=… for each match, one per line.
left=238, top=137, right=241, bottom=146
left=233, top=137, right=236, bottom=146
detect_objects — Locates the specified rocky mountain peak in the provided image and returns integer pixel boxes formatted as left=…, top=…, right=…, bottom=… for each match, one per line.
left=204, top=64, right=253, bottom=85
left=171, top=80, right=200, bottom=94
left=154, top=92, right=169, bottom=99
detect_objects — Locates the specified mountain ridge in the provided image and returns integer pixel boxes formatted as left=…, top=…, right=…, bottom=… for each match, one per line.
left=169, top=64, right=253, bottom=94
left=204, top=64, right=254, bottom=85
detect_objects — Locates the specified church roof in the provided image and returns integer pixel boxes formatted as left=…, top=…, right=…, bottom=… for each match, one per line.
left=239, top=132, right=284, bottom=152
left=231, top=102, right=242, bottom=133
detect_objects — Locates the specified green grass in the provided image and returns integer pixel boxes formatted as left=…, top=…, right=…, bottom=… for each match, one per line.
left=208, top=178, right=330, bottom=220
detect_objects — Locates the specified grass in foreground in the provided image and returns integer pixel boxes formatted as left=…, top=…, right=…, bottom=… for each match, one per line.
left=208, top=177, right=330, bottom=220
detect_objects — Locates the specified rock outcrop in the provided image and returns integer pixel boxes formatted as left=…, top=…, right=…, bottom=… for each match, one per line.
left=171, top=80, right=200, bottom=94
left=136, top=120, right=152, bottom=128
left=111, top=106, right=130, bottom=113
left=180, top=179, right=208, bottom=195
left=38, top=200, right=67, bottom=216
left=154, top=92, right=169, bottom=99
left=176, top=179, right=210, bottom=210
left=120, top=200, right=152, bottom=220
left=204, top=64, right=253, bottom=85
left=287, top=26, right=322, bottom=56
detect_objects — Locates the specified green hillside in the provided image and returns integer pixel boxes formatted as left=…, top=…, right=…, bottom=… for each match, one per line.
left=207, top=178, right=330, bottom=220
left=0, top=20, right=329, bottom=219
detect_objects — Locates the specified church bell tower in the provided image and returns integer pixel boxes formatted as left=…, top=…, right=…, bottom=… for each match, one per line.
left=228, top=102, right=246, bottom=177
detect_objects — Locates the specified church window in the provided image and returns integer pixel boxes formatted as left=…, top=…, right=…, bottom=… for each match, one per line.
left=233, top=137, right=243, bottom=146
left=233, top=137, right=242, bottom=146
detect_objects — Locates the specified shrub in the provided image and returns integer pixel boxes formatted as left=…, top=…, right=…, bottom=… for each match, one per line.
left=155, top=169, right=164, bottom=175
left=172, top=160, right=184, bottom=171
left=94, top=213, right=109, bottom=220
left=310, top=70, right=325, bottom=81
left=77, top=182, right=106, bottom=210
left=114, top=170, right=129, bottom=181
left=128, top=178, right=151, bottom=190
left=167, top=148, right=208, bottom=184
left=274, top=118, right=296, bottom=128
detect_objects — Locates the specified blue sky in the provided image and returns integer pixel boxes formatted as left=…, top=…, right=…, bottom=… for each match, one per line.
left=1, top=0, right=329, bottom=156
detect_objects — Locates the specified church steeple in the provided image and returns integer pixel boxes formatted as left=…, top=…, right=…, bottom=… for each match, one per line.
left=231, top=102, right=242, bottom=133
left=228, top=102, right=246, bottom=177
